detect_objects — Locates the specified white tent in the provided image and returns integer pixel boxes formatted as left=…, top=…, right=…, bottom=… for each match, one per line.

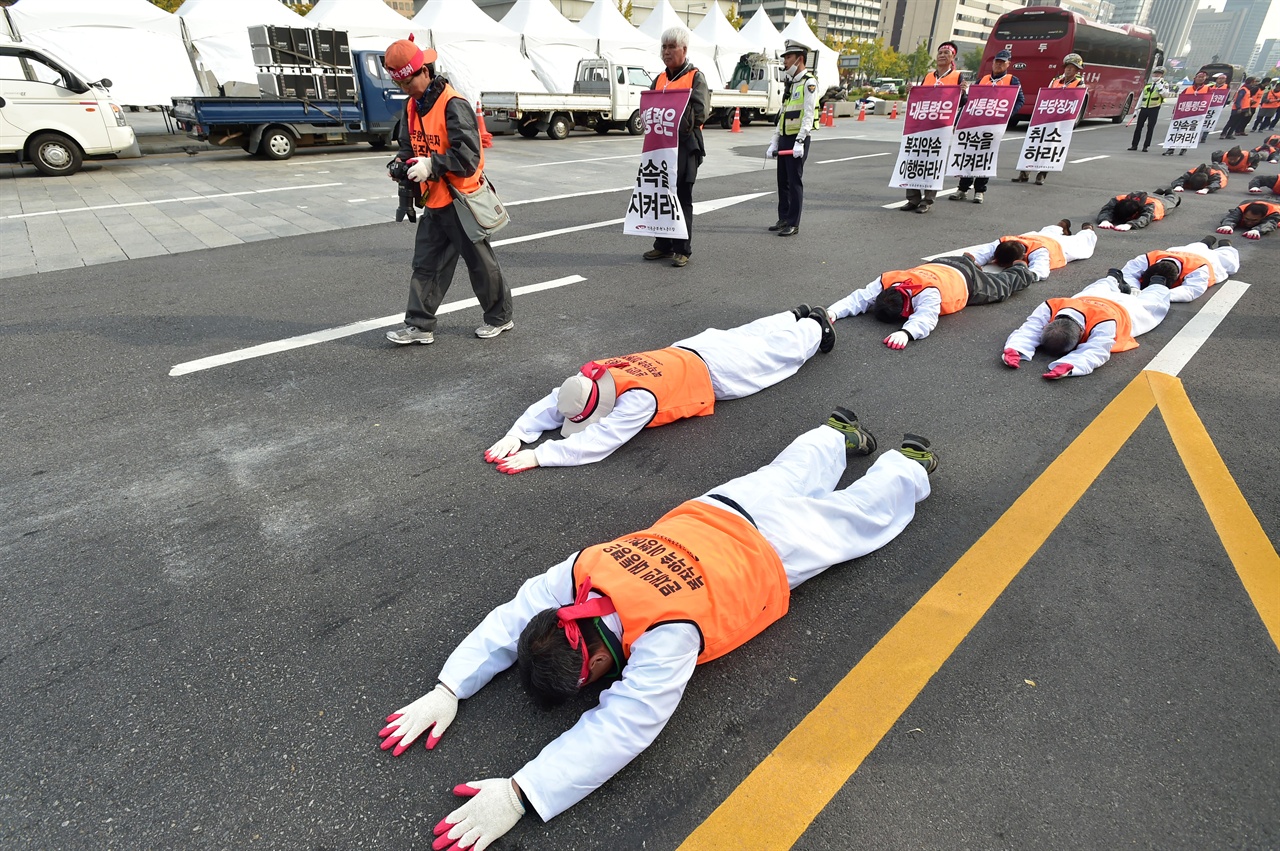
left=779, top=14, right=836, bottom=94
left=412, top=0, right=547, bottom=103
left=8, top=0, right=200, bottom=106
left=308, top=0, right=420, bottom=54
left=738, top=5, right=784, bottom=57
left=637, top=0, right=723, bottom=87
left=177, top=0, right=312, bottom=95
left=575, top=0, right=661, bottom=75
left=692, top=1, right=753, bottom=84
left=500, top=0, right=597, bottom=94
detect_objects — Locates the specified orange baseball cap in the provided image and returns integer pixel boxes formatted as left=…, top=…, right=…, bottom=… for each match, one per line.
left=385, top=35, right=436, bottom=82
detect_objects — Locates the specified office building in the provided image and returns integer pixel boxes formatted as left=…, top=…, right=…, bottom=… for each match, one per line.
left=877, top=0, right=1026, bottom=56
left=1184, top=6, right=1248, bottom=74
left=1110, top=0, right=1151, bottom=27
left=1224, top=0, right=1275, bottom=69
left=1146, top=0, right=1197, bottom=58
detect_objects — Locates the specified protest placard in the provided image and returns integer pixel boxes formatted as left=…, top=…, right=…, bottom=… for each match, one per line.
left=1201, top=86, right=1232, bottom=137
left=624, top=89, right=692, bottom=239
left=889, top=85, right=962, bottom=190
left=1015, top=88, right=1087, bottom=173
left=945, top=85, right=1020, bottom=178
left=1161, top=89, right=1214, bottom=151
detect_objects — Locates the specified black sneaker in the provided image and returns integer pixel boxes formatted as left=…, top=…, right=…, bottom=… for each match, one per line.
left=826, top=407, right=876, bottom=455
left=789, top=303, right=812, bottom=321
left=1200, top=234, right=1218, bottom=248
left=1217, top=237, right=1232, bottom=247
left=806, top=306, right=836, bottom=354
left=900, top=433, right=938, bottom=474
left=1107, top=267, right=1125, bottom=282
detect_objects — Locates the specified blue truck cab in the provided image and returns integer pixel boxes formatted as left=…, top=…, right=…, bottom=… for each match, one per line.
left=171, top=50, right=404, bottom=159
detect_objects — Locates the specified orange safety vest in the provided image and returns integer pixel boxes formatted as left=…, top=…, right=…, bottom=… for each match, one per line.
left=1188, top=164, right=1229, bottom=188
left=881, top=264, right=970, bottom=316
left=978, top=73, right=1014, bottom=86
left=571, top=500, right=789, bottom=663
left=999, top=233, right=1066, bottom=269
left=923, top=68, right=962, bottom=86
left=1049, top=76, right=1084, bottom=89
left=1216, top=149, right=1254, bottom=172
left=1235, top=200, right=1280, bottom=219
left=1187, top=84, right=1213, bottom=94
left=1046, top=296, right=1137, bottom=352
left=1247, top=88, right=1263, bottom=109
left=600, top=347, right=715, bottom=428
left=1114, top=194, right=1165, bottom=221
left=1144, top=249, right=1215, bottom=289
left=655, top=66, right=696, bottom=91
left=1260, top=174, right=1280, bottom=193
left=407, top=83, right=485, bottom=210
left=1263, top=91, right=1280, bottom=109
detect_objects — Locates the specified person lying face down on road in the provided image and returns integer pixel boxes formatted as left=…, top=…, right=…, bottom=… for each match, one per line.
left=825, top=254, right=1037, bottom=349
left=379, top=412, right=938, bottom=851
left=1158, top=162, right=1229, bottom=195
left=483, top=306, right=837, bottom=473
left=1096, top=190, right=1180, bottom=231
left=1211, top=145, right=1261, bottom=173
left=1119, top=234, right=1240, bottom=303
left=1248, top=172, right=1280, bottom=195
left=1253, top=134, right=1280, bottom=163
left=1001, top=272, right=1172, bottom=379
left=1217, top=200, right=1280, bottom=240
left=963, top=219, right=1097, bottom=282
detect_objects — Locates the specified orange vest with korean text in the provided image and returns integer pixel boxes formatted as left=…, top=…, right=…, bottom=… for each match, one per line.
left=1046, top=296, right=1137, bottom=352
left=1145, top=249, right=1214, bottom=289
left=571, top=500, right=789, bottom=664
left=923, top=68, right=962, bottom=86
left=602, top=347, right=715, bottom=428
left=978, top=73, right=1014, bottom=86
left=1114, top=194, right=1165, bottom=221
left=881, top=264, right=970, bottom=315
left=407, top=83, right=485, bottom=209
left=999, top=233, right=1066, bottom=269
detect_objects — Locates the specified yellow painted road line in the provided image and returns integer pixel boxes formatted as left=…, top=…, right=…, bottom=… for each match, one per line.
left=1149, top=372, right=1280, bottom=651
left=677, top=376, right=1159, bottom=851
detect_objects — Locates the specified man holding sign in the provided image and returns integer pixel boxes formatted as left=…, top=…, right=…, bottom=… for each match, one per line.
left=1158, top=84, right=1213, bottom=156
left=947, top=51, right=1022, bottom=205
left=896, top=43, right=966, bottom=214
left=634, top=28, right=708, bottom=269
left=1013, top=53, right=1086, bottom=185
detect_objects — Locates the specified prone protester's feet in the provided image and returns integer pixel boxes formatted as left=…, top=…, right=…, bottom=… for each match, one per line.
left=1200, top=234, right=1219, bottom=249
left=806, top=305, right=836, bottom=353
left=790, top=303, right=812, bottom=321
left=899, top=433, right=938, bottom=475
left=826, top=407, right=876, bottom=456
left=1106, top=267, right=1131, bottom=293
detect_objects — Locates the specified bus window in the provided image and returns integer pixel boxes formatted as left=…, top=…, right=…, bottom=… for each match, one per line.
left=1073, top=26, right=1150, bottom=69
left=995, top=11, right=1070, bottom=41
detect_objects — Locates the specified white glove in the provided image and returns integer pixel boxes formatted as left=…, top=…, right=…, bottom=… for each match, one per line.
left=379, top=684, right=458, bottom=756
left=406, top=157, right=433, bottom=183
left=484, top=434, right=522, bottom=463
left=793, top=139, right=806, bottom=161
left=1172, top=185, right=1184, bottom=192
left=1249, top=187, right=1265, bottom=193
left=1113, top=223, right=1132, bottom=231
left=883, top=330, right=909, bottom=350
left=1217, top=225, right=1235, bottom=234
left=766, top=136, right=779, bottom=159
left=1245, top=229, right=1262, bottom=240
left=1246, top=167, right=1256, bottom=172
left=496, top=449, right=539, bottom=475
left=433, top=779, right=525, bottom=851
left=1196, top=188, right=1210, bottom=194
left=1097, top=220, right=1115, bottom=229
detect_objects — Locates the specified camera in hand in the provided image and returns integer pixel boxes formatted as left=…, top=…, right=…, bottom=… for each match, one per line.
left=387, top=157, right=423, bottom=222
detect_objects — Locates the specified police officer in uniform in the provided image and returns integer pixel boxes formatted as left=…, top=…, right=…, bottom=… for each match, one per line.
left=767, top=39, right=819, bottom=237
left=1129, top=66, right=1169, bottom=152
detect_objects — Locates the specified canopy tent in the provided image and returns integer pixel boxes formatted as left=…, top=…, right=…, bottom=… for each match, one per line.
left=779, top=14, right=837, bottom=94
left=411, top=0, right=547, bottom=103
left=500, top=0, right=597, bottom=94
left=691, top=1, right=754, bottom=84
left=7, top=0, right=200, bottom=106
left=177, top=0, right=312, bottom=95
left=636, top=0, right=723, bottom=88
left=574, top=0, right=661, bottom=75
left=307, top=0, right=423, bottom=57
left=738, top=5, right=784, bottom=57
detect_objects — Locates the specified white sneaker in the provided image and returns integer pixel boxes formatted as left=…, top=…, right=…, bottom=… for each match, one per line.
left=475, top=320, right=514, bottom=339
left=973, top=191, right=985, bottom=204
left=949, top=190, right=967, bottom=201
left=386, top=326, right=434, bottom=345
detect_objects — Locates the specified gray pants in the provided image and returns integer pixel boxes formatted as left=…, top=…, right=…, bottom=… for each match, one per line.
left=905, top=188, right=937, bottom=206
left=930, top=255, right=1037, bottom=305
left=405, top=203, right=511, bottom=332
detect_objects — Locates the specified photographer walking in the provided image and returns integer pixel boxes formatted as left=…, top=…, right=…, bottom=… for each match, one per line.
left=383, top=38, right=512, bottom=346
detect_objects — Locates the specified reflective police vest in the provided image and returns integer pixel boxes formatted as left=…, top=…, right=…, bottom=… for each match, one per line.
left=1045, top=296, right=1137, bottom=352
left=570, top=499, right=790, bottom=664
left=778, top=69, right=819, bottom=136
left=1138, top=81, right=1165, bottom=108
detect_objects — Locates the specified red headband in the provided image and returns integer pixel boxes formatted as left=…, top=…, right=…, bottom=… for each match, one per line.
left=889, top=282, right=915, bottom=319
left=568, top=361, right=609, bottom=423
left=556, top=577, right=616, bottom=688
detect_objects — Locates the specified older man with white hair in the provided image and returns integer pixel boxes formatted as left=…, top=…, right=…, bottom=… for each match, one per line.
left=641, top=27, right=709, bottom=268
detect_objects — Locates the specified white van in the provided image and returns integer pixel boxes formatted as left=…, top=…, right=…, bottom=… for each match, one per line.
left=0, top=41, right=139, bottom=176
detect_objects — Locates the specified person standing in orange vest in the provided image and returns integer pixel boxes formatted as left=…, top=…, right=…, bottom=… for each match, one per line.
left=1167, top=69, right=1213, bottom=155
left=1250, top=80, right=1280, bottom=132
left=378, top=413, right=937, bottom=850
left=382, top=37, right=513, bottom=346
left=483, top=305, right=838, bottom=473
left=902, top=41, right=968, bottom=214
left=827, top=253, right=1037, bottom=349
left=1015, top=52, right=1084, bottom=184
left=1118, top=235, right=1240, bottom=302
left=642, top=27, right=709, bottom=268
left=963, top=219, right=1097, bottom=281
left=951, top=48, right=1023, bottom=204
left=1217, top=200, right=1280, bottom=239
left=1220, top=76, right=1259, bottom=141
left=1002, top=273, right=1172, bottom=379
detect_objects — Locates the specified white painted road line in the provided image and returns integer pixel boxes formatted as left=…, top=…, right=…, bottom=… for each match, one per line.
left=504, top=186, right=633, bottom=207
left=882, top=188, right=958, bottom=208
left=1144, top=280, right=1250, bottom=378
left=1070, top=155, right=1110, bottom=164
left=518, top=153, right=638, bottom=168
left=817, top=151, right=892, bottom=165
left=6, top=182, right=345, bottom=220
left=169, top=275, right=588, bottom=377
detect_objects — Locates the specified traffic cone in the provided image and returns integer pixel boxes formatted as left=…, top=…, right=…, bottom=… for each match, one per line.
left=889, top=101, right=898, bottom=120
left=826, top=103, right=836, bottom=126
left=857, top=102, right=866, bottom=121
left=819, top=103, right=829, bottom=127
left=476, top=101, right=493, bottom=149
left=731, top=107, right=742, bottom=133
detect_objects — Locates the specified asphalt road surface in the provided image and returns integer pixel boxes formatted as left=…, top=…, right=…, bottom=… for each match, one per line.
left=2, top=117, right=1277, bottom=850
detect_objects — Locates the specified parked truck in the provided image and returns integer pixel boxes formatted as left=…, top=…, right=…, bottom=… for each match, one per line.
left=482, top=55, right=785, bottom=140
left=171, top=50, right=403, bottom=160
